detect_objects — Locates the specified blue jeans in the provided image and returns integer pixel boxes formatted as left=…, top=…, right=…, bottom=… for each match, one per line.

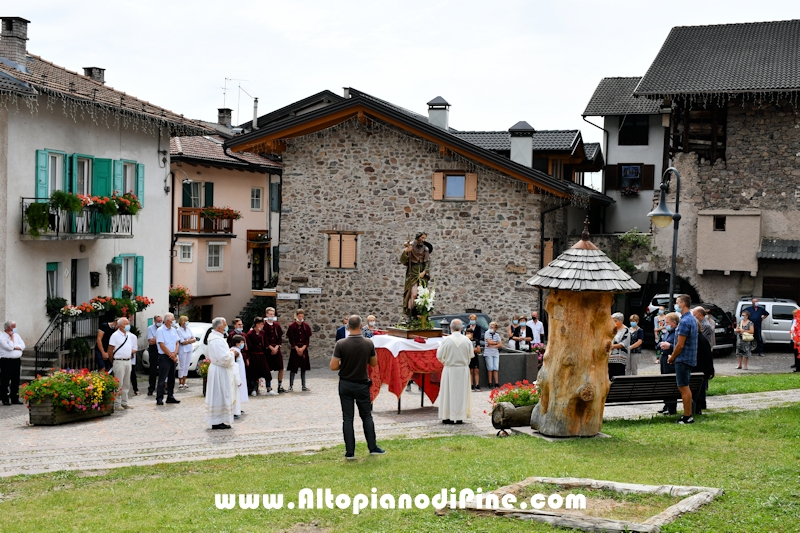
left=674, top=361, right=692, bottom=388
left=338, top=379, right=377, bottom=455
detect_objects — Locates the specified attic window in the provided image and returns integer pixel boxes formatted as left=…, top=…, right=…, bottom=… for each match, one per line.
left=618, top=116, right=649, bottom=145
left=714, top=216, right=726, bottom=231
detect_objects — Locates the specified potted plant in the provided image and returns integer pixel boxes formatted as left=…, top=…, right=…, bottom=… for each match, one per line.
left=198, top=359, right=210, bottom=396
left=413, top=280, right=436, bottom=329
left=169, top=285, right=192, bottom=315
left=122, top=285, right=134, bottom=299
left=60, top=305, right=82, bottom=322
left=50, top=190, right=84, bottom=213
left=25, top=201, right=52, bottom=239
left=46, top=297, right=68, bottom=320
left=620, top=185, right=640, bottom=197
left=490, top=380, right=540, bottom=433
left=531, top=343, right=546, bottom=370
left=200, top=206, right=242, bottom=220
left=21, top=369, right=119, bottom=425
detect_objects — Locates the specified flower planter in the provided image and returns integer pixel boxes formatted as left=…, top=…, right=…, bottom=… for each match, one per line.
left=28, top=402, right=113, bottom=426
left=491, top=402, right=535, bottom=430
left=62, top=315, right=77, bottom=323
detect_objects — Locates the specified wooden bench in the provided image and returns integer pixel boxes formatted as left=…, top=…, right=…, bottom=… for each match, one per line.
left=606, top=373, right=705, bottom=412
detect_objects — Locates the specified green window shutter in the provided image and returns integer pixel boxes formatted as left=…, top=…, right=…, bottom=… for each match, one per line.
left=112, top=256, right=123, bottom=298
left=204, top=182, right=214, bottom=207
left=92, top=158, right=113, bottom=196
left=136, top=163, right=145, bottom=207
left=182, top=182, right=192, bottom=208
left=35, top=150, right=49, bottom=201
left=70, top=155, right=78, bottom=194
left=113, top=160, right=124, bottom=195
left=46, top=262, right=59, bottom=272
left=62, top=154, right=70, bottom=192
left=270, top=182, right=280, bottom=212
left=135, top=256, right=144, bottom=296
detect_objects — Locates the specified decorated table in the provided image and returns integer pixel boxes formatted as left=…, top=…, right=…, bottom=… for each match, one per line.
left=368, top=334, right=445, bottom=412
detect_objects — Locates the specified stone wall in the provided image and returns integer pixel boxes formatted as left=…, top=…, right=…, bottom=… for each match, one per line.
left=648, top=100, right=800, bottom=313
left=275, top=118, right=573, bottom=357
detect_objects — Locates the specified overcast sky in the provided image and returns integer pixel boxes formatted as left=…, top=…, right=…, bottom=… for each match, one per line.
left=20, top=1, right=800, bottom=189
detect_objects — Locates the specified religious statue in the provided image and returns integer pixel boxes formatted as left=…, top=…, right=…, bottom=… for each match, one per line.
left=400, top=232, right=433, bottom=318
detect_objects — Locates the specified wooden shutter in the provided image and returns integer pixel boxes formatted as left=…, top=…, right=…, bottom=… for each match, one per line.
left=341, top=235, right=357, bottom=268
left=112, top=256, right=123, bottom=298
left=92, top=158, right=113, bottom=197
left=544, top=240, right=554, bottom=265
left=113, top=160, right=124, bottom=195
left=204, top=182, right=214, bottom=207
left=182, top=182, right=192, bottom=207
left=432, top=172, right=444, bottom=200
left=328, top=234, right=341, bottom=268
left=136, top=163, right=145, bottom=206
left=642, top=164, right=655, bottom=190
left=135, top=256, right=144, bottom=296
left=604, top=164, right=618, bottom=191
left=464, top=173, right=478, bottom=201
left=270, top=182, right=280, bottom=212
left=35, top=150, right=49, bottom=201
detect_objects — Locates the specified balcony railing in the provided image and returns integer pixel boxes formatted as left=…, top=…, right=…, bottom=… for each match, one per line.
left=21, top=198, right=133, bottom=240
left=178, top=207, right=235, bottom=234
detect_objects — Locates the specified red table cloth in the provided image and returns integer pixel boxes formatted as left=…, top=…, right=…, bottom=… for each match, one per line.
left=369, top=347, right=443, bottom=403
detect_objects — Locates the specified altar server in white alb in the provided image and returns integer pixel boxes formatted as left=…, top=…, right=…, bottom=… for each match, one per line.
left=436, top=318, right=472, bottom=424
left=205, top=317, right=236, bottom=430
left=229, top=334, right=247, bottom=418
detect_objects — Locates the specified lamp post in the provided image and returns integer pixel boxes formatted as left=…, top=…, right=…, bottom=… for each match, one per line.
left=647, top=167, right=682, bottom=312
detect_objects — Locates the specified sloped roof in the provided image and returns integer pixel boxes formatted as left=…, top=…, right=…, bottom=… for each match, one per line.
left=634, top=20, right=800, bottom=98
left=170, top=135, right=281, bottom=170
left=583, top=77, right=662, bottom=116
left=757, top=238, right=800, bottom=260
left=583, top=142, right=601, bottom=161
left=0, top=53, right=208, bottom=135
left=238, top=90, right=344, bottom=130
left=452, top=130, right=581, bottom=153
left=527, top=230, right=640, bottom=292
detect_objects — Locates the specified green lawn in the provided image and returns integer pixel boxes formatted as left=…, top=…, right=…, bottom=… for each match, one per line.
left=1, top=406, right=799, bottom=532
left=708, top=372, right=800, bottom=396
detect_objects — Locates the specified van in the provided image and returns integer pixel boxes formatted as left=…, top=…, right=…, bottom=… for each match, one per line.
left=733, top=298, right=800, bottom=345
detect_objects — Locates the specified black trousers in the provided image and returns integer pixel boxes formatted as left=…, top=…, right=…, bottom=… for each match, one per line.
left=608, top=362, right=626, bottom=380
left=338, top=379, right=377, bottom=455
left=0, top=358, right=21, bottom=402
left=156, top=353, right=176, bottom=401
left=130, top=361, right=138, bottom=393
left=660, top=355, right=677, bottom=413
left=754, top=326, right=765, bottom=355
left=148, top=345, right=160, bottom=393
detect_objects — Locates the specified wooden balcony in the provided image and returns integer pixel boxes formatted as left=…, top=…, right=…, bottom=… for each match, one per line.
left=178, top=207, right=235, bottom=234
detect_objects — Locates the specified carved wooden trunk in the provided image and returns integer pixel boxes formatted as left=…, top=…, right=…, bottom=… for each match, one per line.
left=29, top=402, right=113, bottom=426
left=492, top=402, right=535, bottom=430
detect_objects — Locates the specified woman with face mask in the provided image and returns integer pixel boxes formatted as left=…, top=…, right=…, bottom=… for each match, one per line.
left=653, top=306, right=667, bottom=364
left=484, top=321, right=502, bottom=389
left=176, top=316, right=195, bottom=390
left=361, top=315, right=380, bottom=338
left=656, top=312, right=681, bottom=415
left=735, top=310, right=755, bottom=370
left=627, top=314, right=644, bottom=376
left=230, top=334, right=248, bottom=417
left=507, top=315, right=519, bottom=349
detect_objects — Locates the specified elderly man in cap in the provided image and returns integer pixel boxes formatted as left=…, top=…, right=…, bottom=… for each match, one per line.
left=436, top=318, right=472, bottom=424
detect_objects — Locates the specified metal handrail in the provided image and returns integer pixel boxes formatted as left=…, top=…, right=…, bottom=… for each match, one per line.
left=21, top=197, right=134, bottom=238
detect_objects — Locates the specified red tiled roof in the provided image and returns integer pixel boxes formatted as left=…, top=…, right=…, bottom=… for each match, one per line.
left=0, top=53, right=208, bottom=135
left=170, top=135, right=280, bottom=169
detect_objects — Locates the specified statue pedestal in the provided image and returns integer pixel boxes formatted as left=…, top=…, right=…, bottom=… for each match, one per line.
left=387, top=328, right=443, bottom=339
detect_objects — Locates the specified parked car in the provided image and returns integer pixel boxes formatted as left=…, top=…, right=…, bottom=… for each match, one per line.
left=642, top=303, right=736, bottom=356
left=142, top=321, right=212, bottom=375
left=645, top=293, right=677, bottom=314
left=733, top=298, right=800, bottom=345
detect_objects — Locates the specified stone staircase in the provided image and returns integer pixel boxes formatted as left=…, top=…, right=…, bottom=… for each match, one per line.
left=20, top=349, right=38, bottom=382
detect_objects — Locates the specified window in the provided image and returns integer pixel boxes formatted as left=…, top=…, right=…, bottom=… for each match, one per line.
left=714, top=216, right=726, bottom=231
left=122, top=162, right=136, bottom=195
left=327, top=233, right=358, bottom=269
left=48, top=153, right=63, bottom=195
left=177, top=243, right=193, bottom=263
left=432, top=172, right=477, bottom=201
left=251, top=187, right=263, bottom=210
left=46, top=263, right=59, bottom=299
left=76, top=158, right=92, bottom=196
left=189, top=182, right=202, bottom=207
left=207, top=242, right=226, bottom=271
left=551, top=159, right=564, bottom=180
left=618, top=115, right=649, bottom=146
left=121, top=256, right=136, bottom=289
left=270, top=182, right=281, bottom=212
left=620, top=165, right=642, bottom=190
left=772, top=305, right=797, bottom=321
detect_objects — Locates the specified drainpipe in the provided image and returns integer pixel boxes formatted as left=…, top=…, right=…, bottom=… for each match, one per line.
left=582, top=116, right=608, bottom=193
left=538, top=200, right=572, bottom=317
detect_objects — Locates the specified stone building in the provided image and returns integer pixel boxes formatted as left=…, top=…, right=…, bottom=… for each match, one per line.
left=227, top=88, right=612, bottom=353
left=631, top=19, right=800, bottom=311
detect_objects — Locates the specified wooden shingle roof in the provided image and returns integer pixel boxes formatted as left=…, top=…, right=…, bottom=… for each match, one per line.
left=528, top=223, right=641, bottom=293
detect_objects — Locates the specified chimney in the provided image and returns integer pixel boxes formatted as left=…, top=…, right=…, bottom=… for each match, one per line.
left=509, top=121, right=536, bottom=167
left=0, top=17, right=30, bottom=65
left=83, top=67, right=105, bottom=84
left=252, top=97, right=259, bottom=130
left=218, top=108, right=232, bottom=127
left=427, top=96, right=450, bottom=130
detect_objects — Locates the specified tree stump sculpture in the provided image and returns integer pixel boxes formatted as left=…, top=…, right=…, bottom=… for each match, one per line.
left=527, top=219, right=640, bottom=437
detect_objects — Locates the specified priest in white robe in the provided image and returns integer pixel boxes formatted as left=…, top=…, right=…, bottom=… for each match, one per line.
left=205, top=317, right=235, bottom=430
left=436, top=318, right=472, bottom=423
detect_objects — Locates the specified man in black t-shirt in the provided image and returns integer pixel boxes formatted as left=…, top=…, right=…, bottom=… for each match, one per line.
left=95, top=317, right=117, bottom=371
left=330, top=315, right=385, bottom=460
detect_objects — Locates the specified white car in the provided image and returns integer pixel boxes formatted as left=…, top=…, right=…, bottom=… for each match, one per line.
left=733, top=298, right=800, bottom=345
left=645, top=294, right=678, bottom=315
left=142, top=321, right=213, bottom=375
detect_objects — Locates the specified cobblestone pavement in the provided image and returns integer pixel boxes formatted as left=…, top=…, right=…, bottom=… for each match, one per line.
left=1, top=347, right=797, bottom=478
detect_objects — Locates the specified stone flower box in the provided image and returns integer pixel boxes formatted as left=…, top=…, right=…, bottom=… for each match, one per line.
left=29, top=402, right=113, bottom=426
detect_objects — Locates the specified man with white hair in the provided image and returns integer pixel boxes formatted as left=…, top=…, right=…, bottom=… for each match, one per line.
left=0, top=320, right=24, bottom=406
left=156, top=313, right=181, bottom=405
left=436, top=318, right=472, bottom=424
left=206, top=317, right=236, bottom=430
left=108, top=317, right=136, bottom=410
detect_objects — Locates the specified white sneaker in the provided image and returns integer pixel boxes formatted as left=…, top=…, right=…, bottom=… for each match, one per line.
left=268, top=390, right=278, bottom=396
left=250, top=391, right=256, bottom=397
